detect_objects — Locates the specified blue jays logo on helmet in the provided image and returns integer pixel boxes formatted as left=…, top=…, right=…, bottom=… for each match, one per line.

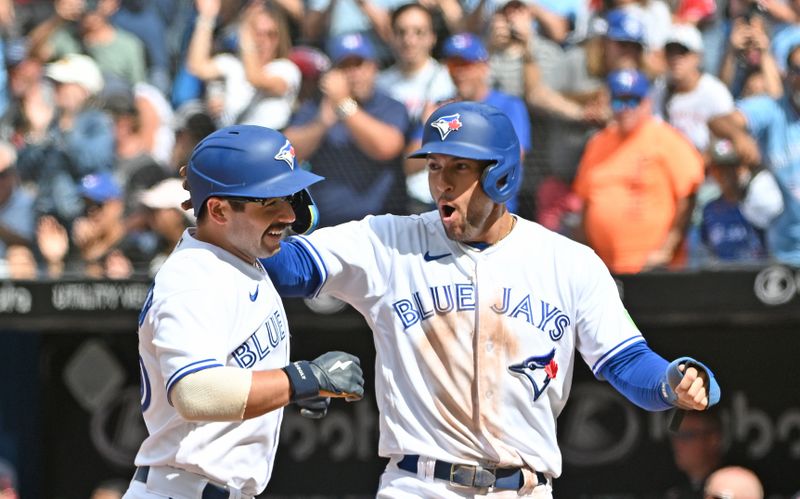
left=431, top=113, right=463, bottom=140
left=274, top=139, right=296, bottom=169
left=509, top=348, right=558, bottom=402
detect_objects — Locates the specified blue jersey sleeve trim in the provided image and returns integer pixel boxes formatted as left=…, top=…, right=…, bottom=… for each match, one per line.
left=165, top=360, right=224, bottom=405
left=259, top=238, right=324, bottom=297
left=598, top=341, right=672, bottom=411
left=591, top=335, right=644, bottom=374
left=292, top=236, right=329, bottom=297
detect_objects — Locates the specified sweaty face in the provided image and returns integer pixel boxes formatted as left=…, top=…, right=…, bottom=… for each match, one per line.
left=427, top=154, right=501, bottom=242
left=222, top=197, right=296, bottom=261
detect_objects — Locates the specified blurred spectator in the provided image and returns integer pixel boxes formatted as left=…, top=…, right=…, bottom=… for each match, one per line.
left=0, top=141, right=34, bottom=261
left=602, top=8, right=648, bottom=74
left=704, top=466, right=764, bottom=499
left=665, top=408, right=725, bottom=499
left=605, top=0, right=671, bottom=75
left=378, top=4, right=455, bottom=123
left=698, top=138, right=770, bottom=263
left=132, top=81, right=176, bottom=166
left=284, top=33, right=409, bottom=227
left=27, top=0, right=86, bottom=62
left=289, top=45, right=331, bottom=107
left=412, top=32, right=530, bottom=213
left=136, top=177, right=195, bottom=274
left=80, top=0, right=147, bottom=89
left=377, top=3, right=455, bottom=213
left=169, top=100, right=216, bottom=172
left=36, top=172, right=136, bottom=278
left=301, top=0, right=406, bottom=57
left=652, top=24, right=734, bottom=152
left=110, top=0, right=173, bottom=94
left=573, top=69, right=704, bottom=273
left=104, top=89, right=168, bottom=214
left=709, top=42, right=800, bottom=266
left=464, top=0, right=584, bottom=47
left=90, top=478, right=128, bottom=499
left=28, top=0, right=147, bottom=90
left=16, top=53, right=114, bottom=224
left=719, top=13, right=782, bottom=99
left=186, top=0, right=300, bottom=130
left=0, top=458, right=18, bottom=499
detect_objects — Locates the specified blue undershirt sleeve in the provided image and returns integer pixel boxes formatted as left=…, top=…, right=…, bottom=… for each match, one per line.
left=597, top=341, right=673, bottom=411
left=260, top=240, right=321, bottom=297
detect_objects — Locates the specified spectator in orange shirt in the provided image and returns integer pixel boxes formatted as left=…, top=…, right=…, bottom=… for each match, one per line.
left=573, top=69, right=704, bottom=274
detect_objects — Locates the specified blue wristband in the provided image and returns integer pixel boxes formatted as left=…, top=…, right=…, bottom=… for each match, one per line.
left=283, top=361, right=319, bottom=402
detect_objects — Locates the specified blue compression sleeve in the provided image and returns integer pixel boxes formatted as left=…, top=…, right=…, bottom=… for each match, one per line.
left=597, top=341, right=673, bottom=411
left=260, top=239, right=321, bottom=297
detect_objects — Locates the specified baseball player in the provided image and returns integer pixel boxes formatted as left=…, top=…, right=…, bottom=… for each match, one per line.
left=124, top=125, right=364, bottom=499
left=262, top=102, right=722, bottom=497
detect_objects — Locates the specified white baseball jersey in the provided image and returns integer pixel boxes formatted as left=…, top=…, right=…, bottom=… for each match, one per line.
left=291, top=211, right=643, bottom=478
left=135, top=229, right=290, bottom=496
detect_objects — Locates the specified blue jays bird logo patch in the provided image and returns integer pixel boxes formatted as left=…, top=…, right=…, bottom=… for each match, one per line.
left=274, top=140, right=296, bottom=168
left=509, top=348, right=558, bottom=402
left=431, top=113, right=463, bottom=140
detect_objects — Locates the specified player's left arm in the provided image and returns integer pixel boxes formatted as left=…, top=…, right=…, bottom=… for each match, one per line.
left=598, top=341, right=721, bottom=412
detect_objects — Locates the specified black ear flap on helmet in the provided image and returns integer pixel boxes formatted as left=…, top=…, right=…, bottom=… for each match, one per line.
left=289, top=190, right=319, bottom=235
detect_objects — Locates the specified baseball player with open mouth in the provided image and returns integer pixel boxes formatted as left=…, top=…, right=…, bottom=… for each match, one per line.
left=259, top=101, right=722, bottom=497
left=124, top=125, right=364, bottom=499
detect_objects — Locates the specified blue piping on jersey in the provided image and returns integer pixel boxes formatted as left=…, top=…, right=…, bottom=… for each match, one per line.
left=598, top=341, right=672, bottom=411
left=165, top=359, right=222, bottom=395
left=591, top=335, right=644, bottom=373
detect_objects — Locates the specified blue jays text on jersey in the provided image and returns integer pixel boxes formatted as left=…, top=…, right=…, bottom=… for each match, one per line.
left=392, top=283, right=572, bottom=341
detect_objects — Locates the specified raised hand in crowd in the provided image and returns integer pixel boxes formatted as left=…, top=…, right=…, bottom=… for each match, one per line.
left=36, top=215, right=69, bottom=278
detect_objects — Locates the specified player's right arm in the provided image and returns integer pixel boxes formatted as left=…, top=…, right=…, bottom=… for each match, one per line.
left=171, top=351, right=364, bottom=422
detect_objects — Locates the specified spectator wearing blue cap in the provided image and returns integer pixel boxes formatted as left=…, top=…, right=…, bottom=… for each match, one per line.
left=408, top=32, right=530, bottom=214
left=283, top=32, right=409, bottom=227
left=602, top=8, right=648, bottom=74
left=36, top=171, right=140, bottom=278
left=709, top=43, right=800, bottom=266
left=572, top=69, right=705, bottom=273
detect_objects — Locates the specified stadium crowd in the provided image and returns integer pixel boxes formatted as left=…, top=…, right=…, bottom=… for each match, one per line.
left=0, top=0, right=797, bottom=279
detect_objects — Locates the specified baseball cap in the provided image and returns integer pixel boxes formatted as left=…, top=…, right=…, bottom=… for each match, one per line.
left=442, top=33, right=488, bottom=62
left=45, top=53, right=104, bottom=95
left=709, top=137, right=740, bottom=166
left=607, top=69, right=650, bottom=98
left=139, top=178, right=196, bottom=222
left=326, top=33, right=376, bottom=66
left=289, top=46, right=331, bottom=81
left=80, top=172, right=122, bottom=203
left=605, top=9, right=646, bottom=46
left=665, top=23, right=704, bottom=53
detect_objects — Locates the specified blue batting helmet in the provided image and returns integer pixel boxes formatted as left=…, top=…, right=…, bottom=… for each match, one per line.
left=408, top=101, right=521, bottom=204
left=187, top=125, right=324, bottom=234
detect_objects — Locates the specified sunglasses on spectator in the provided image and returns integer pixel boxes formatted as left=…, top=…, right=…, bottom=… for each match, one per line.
left=611, top=96, right=643, bottom=112
left=665, top=43, right=691, bottom=57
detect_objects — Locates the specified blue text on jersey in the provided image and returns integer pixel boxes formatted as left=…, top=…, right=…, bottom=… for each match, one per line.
left=393, top=284, right=571, bottom=340
left=232, top=309, right=287, bottom=368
